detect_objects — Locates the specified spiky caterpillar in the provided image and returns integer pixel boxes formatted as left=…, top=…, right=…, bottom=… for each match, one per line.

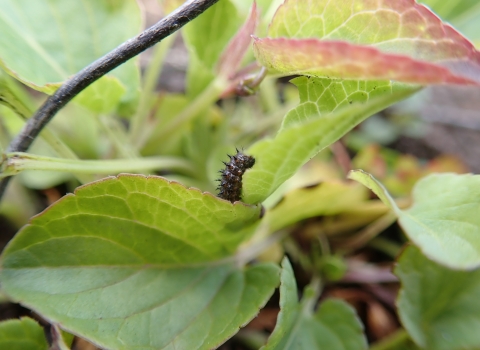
left=217, top=149, right=255, bottom=203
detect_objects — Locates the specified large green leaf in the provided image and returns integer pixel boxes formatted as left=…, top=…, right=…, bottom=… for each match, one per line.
left=264, top=180, right=370, bottom=233
left=1, top=175, right=281, bottom=349
left=3, top=174, right=262, bottom=266
left=0, top=317, right=48, bottom=350
left=396, top=246, right=480, bottom=350
left=0, top=0, right=141, bottom=113
left=242, top=79, right=417, bottom=204
left=3, top=263, right=279, bottom=350
left=262, top=258, right=367, bottom=350
left=349, top=171, right=480, bottom=270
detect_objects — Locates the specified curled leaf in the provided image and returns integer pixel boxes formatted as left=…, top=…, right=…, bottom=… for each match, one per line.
left=253, top=37, right=479, bottom=85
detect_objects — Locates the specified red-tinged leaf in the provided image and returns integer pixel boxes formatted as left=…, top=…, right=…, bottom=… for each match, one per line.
left=268, top=0, right=480, bottom=64
left=253, top=37, right=479, bottom=85
left=217, top=2, right=258, bottom=78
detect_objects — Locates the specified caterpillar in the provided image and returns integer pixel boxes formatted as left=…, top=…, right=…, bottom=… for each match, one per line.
left=216, top=149, right=255, bottom=203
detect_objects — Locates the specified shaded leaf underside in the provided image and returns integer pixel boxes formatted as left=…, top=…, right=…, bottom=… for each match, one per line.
left=349, top=171, right=480, bottom=270
left=1, top=175, right=279, bottom=350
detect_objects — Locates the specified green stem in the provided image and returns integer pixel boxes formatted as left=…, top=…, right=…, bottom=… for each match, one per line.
left=38, top=128, right=95, bottom=184
left=235, top=330, right=268, bottom=350
left=342, top=211, right=398, bottom=252
left=369, top=329, right=410, bottom=350
left=369, top=237, right=402, bottom=258
left=155, top=77, right=227, bottom=140
left=130, top=33, right=177, bottom=148
left=264, top=0, right=284, bottom=25
left=0, top=121, right=6, bottom=153
left=1, top=152, right=194, bottom=178
left=235, top=230, right=287, bottom=266
left=98, top=116, right=138, bottom=159
left=259, top=76, right=280, bottom=113
left=235, top=101, right=295, bottom=144
left=4, top=103, right=93, bottom=184
left=301, top=276, right=322, bottom=314
left=284, top=237, right=314, bottom=272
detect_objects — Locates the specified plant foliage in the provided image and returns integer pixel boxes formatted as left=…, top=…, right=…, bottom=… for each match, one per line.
left=0, top=0, right=479, bottom=349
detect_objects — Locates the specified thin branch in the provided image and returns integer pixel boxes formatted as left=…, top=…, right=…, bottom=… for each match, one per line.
left=0, top=0, right=220, bottom=200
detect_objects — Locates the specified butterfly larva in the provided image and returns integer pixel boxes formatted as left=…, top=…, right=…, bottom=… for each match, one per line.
left=216, top=149, right=255, bottom=203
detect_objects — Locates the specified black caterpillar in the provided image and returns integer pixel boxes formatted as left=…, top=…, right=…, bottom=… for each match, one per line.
left=217, top=149, right=255, bottom=203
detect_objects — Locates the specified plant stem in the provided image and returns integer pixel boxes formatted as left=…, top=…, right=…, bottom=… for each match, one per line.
left=50, top=325, right=71, bottom=350
left=235, top=230, right=288, bottom=266
left=98, top=116, right=138, bottom=159
left=369, top=329, right=410, bottom=350
left=2, top=97, right=93, bottom=183
left=235, top=330, right=268, bottom=350
left=155, top=76, right=228, bottom=141
left=235, top=101, right=295, bottom=144
left=259, top=76, right=280, bottom=113
left=301, top=276, right=322, bottom=314
left=1, top=152, right=194, bottom=177
left=341, top=210, right=398, bottom=252
left=0, top=0, right=221, bottom=201
left=369, top=237, right=403, bottom=258
left=34, top=128, right=95, bottom=184
left=130, top=33, right=177, bottom=148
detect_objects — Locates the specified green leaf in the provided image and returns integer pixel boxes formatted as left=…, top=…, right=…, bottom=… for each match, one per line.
left=140, top=94, right=191, bottom=156
left=1, top=175, right=281, bottom=349
left=264, top=180, right=369, bottom=233
left=0, top=317, right=48, bottom=350
left=396, top=246, right=480, bottom=350
left=16, top=133, right=74, bottom=190
left=262, top=258, right=367, bottom=350
left=349, top=171, right=480, bottom=270
left=282, top=77, right=415, bottom=129
left=242, top=80, right=417, bottom=204
left=0, top=68, right=35, bottom=120
left=4, top=174, right=262, bottom=266
left=348, top=170, right=397, bottom=211
left=72, top=75, right=126, bottom=114
left=183, top=0, right=243, bottom=97
left=0, top=0, right=141, bottom=113
left=18, top=169, right=72, bottom=190
left=3, top=263, right=279, bottom=350
left=49, top=104, right=103, bottom=160
left=261, top=257, right=298, bottom=350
